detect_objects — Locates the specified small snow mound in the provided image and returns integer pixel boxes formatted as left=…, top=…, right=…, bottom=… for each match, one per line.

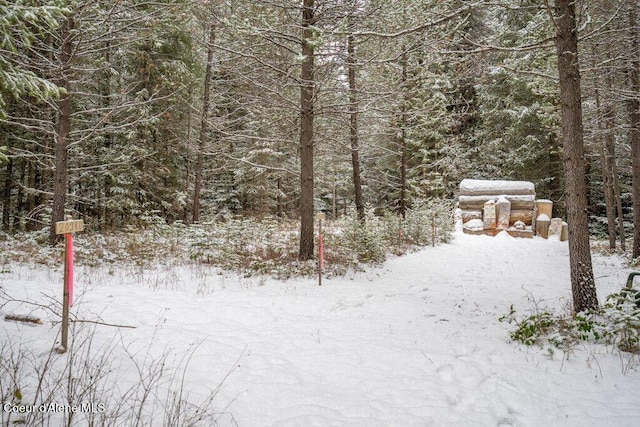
left=537, top=213, right=550, bottom=221
left=495, top=230, right=513, bottom=239
left=464, top=219, right=484, bottom=230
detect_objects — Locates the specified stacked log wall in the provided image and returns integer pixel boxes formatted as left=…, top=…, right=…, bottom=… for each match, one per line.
left=458, top=179, right=536, bottom=227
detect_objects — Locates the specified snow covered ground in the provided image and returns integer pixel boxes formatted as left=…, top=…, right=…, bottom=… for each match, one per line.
left=2, top=231, right=639, bottom=426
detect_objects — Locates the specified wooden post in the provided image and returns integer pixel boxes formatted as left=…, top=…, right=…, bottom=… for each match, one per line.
left=496, top=197, right=511, bottom=230
left=483, top=200, right=496, bottom=230
left=55, top=217, right=84, bottom=353
left=560, top=221, right=569, bottom=242
left=535, top=200, right=553, bottom=236
left=549, top=218, right=563, bottom=237
left=61, top=235, right=70, bottom=352
left=535, top=199, right=553, bottom=218
left=537, top=215, right=551, bottom=239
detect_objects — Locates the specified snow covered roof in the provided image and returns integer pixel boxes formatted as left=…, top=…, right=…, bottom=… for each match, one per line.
left=459, top=179, right=535, bottom=196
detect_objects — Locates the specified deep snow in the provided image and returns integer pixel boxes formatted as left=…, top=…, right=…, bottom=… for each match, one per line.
left=1, top=231, right=639, bottom=426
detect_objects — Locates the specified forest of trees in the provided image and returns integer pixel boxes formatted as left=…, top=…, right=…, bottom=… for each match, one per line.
left=1, top=1, right=639, bottom=271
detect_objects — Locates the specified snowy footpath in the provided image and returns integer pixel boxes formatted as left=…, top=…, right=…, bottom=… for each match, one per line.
left=2, top=231, right=639, bottom=426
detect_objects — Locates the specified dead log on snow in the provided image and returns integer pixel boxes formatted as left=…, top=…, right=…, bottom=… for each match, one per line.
left=459, top=195, right=535, bottom=211
left=459, top=179, right=535, bottom=196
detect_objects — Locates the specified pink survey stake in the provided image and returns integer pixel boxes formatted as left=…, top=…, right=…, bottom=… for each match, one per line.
left=66, top=234, right=74, bottom=307
left=319, top=233, right=325, bottom=269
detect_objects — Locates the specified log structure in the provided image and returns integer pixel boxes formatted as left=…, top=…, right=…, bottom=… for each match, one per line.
left=458, top=179, right=569, bottom=240
left=459, top=179, right=543, bottom=239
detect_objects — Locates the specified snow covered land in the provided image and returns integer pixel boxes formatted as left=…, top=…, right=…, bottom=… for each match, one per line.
left=1, top=230, right=639, bottom=426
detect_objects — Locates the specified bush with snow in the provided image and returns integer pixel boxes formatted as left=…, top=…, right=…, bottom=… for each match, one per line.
left=501, top=289, right=640, bottom=358
left=0, top=198, right=455, bottom=278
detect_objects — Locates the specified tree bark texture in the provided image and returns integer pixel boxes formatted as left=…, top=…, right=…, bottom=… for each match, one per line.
left=398, top=49, right=408, bottom=219
left=299, top=0, right=315, bottom=260
left=100, top=39, right=113, bottom=231
left=347, top=29, right=364, bottom=222
left=612, top=149, right=626, bottom=251
left=629, top=4, right=640, bottom=260
left=593, top=65, right=617, bottom=250
left=604, top=69, right=625, bottom=251
left=49, top=17, right=74, bottom=246
left=18, top=160, right=25, bottom=229
left=2, top=158, right=11, bottom=231
left=554, top=0, right=598, bottom=312
left=193, top=20, right=216, bottom=224
left=602, top=109, right=617, bottom=250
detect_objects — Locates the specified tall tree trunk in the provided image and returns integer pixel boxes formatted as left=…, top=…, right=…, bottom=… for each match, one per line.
left=18, top=160, right=26, bottom=230
left=277, top=176, right=284, bottom=218
left=553, top=0, right=598, bottom=312
left=398, top=49, right=408, bottom=219
left=298, top=0, right=315, bottom=260
left=49, top=17, right=74, bottom=246
left=603, top=65, right=626, bottom=251
left=193, top=21, right=216, bottom=223
left=182, top=89, right=193, bottom=223
left=27, top=160, right=42, bottom=232
left=629, top=4, right=640, bottom=260
left=592, top=51, right=617, bottom=250
left=601, top=116, right=617, bottom=250
left=612, top=146, right=626, bottom=251
left=347, top=29, right=364, bottom=222
left=191, top=22, right=216, bottom=222
left=100, top=39, right=113, bottom=231
left=603, top=68, right=626, bottom=251
left=2, top=158, right=11, bottom=231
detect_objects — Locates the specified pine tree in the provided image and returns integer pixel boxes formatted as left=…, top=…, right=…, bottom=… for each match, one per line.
left=0, top=1, right=67, bottom=120
left=552, top=0, right=598, bottom=312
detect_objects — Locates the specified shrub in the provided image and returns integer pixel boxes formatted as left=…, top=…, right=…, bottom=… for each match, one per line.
left=0, top=198, right=455, bottom=279
left=0, top=322, right=237, bottom=426
left=342, top=208, right=386, bottom=263
left=502, top=289, right=640, bottom=356
left=402, top=199, right=454, bottom=246
left=601, top=291, right=640, bottom=353
left=500, top=305, right=555, bottom=346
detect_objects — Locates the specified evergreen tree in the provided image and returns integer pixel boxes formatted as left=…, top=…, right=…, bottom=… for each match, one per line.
left=0, top=0, right=68, bottom=120
left=553, top=0, right=598, bottom=312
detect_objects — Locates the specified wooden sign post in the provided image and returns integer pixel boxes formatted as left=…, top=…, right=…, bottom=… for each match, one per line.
left=55, top=217, right=84, bottom=353
left=316, top=213, right=325, bottom=287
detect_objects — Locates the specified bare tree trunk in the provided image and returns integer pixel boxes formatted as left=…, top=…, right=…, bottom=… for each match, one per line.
left=18, top=160, right=26, bottom=230
left=49, top=17, right=74, bottom=246
left=347, top=29, right=364, bottom=222
left=593, top=58, right=617, bottom=250
left=398, top=49, right=408, bottom=219
left=604, top=76, right=626, bottom=252
left=298, top=0, right=315, bottom=260
left=629, top=4, right=640, bottom=260
left=100, top=39, right=113, bottom=231
left=2, top=157, right=11, bottom=231
left=27, top=160, right=43, bottom=232
left=603, top=106, right=618, bottom=250
left=604, top=65, right=626, bottom=251
left=277, top=176, right=284, bottom=218
left=612, top=147, right=626, bottom=251
left=553, top=0, right=598, bottom=312
left=193, top=21, right=216, bottom=224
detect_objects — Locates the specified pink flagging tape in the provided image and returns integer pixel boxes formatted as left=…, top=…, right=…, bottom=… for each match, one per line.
left=319, top=233, right=325, bottom=269
left=66, top=233, right=74, bottom=307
